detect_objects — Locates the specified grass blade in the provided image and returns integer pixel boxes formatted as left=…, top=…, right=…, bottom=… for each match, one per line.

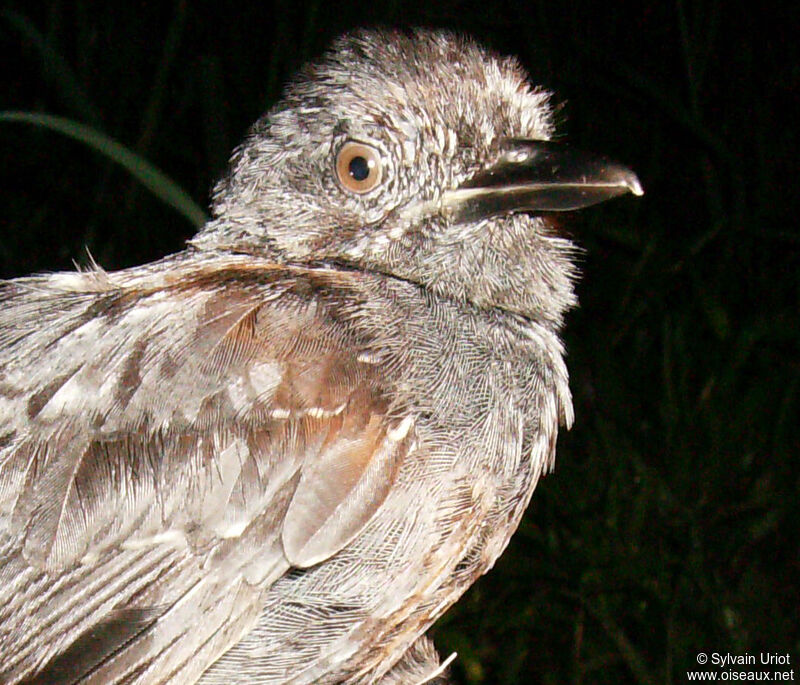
left=0, top=111, right=208, bottom=228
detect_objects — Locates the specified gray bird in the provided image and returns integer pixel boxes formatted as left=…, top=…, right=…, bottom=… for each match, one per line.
left=0, top=29, right=641, bottom=684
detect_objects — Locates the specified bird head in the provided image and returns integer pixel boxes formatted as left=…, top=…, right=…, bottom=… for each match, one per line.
left=193, top=28, right=641, bottom=326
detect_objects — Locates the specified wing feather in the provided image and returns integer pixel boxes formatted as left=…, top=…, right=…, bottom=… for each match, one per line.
left=0, top=255, right=407, bottom=683
left=283, top=411, right=413, bottom=567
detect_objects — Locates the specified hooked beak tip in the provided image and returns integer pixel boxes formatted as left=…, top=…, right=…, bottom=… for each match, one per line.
left=625, top=172, right=645, bottom=197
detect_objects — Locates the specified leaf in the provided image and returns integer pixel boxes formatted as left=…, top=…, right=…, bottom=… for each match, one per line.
left=0, top=111, right=208, bottom=228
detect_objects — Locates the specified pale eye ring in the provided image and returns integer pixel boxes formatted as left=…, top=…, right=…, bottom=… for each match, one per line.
left=335, top=142, right=383, bottom=194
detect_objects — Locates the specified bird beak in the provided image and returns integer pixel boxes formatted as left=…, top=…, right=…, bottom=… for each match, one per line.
left=441, top=138, right=643, bottom=223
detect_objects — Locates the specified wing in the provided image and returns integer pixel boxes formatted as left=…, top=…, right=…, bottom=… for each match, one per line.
left=0, top=254, right=412, bottom=684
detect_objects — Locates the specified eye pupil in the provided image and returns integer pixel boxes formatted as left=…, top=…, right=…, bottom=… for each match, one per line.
left=348, top=156, right=370, bottom=181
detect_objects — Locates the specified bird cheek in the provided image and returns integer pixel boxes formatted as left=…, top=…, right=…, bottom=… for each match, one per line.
left=361, top=204, right=393, bottom=227
left=401, top=139, right=417, bottom=167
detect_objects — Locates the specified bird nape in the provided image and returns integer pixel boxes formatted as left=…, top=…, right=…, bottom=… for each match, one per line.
left=0, top=28, right=640, bottom=684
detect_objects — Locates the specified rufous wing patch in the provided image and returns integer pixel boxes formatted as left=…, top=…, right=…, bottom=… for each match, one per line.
left=282, top=413, right=414, bottom=568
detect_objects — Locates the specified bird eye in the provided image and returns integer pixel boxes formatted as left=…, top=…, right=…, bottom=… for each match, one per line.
left=335, top=142, right=382, bottom=194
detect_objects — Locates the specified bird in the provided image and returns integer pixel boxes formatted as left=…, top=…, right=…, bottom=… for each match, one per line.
left=0, top=28, right=642, bottom=684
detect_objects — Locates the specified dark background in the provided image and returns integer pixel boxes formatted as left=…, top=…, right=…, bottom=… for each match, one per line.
left=2, top=1, right=797, bottom=683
